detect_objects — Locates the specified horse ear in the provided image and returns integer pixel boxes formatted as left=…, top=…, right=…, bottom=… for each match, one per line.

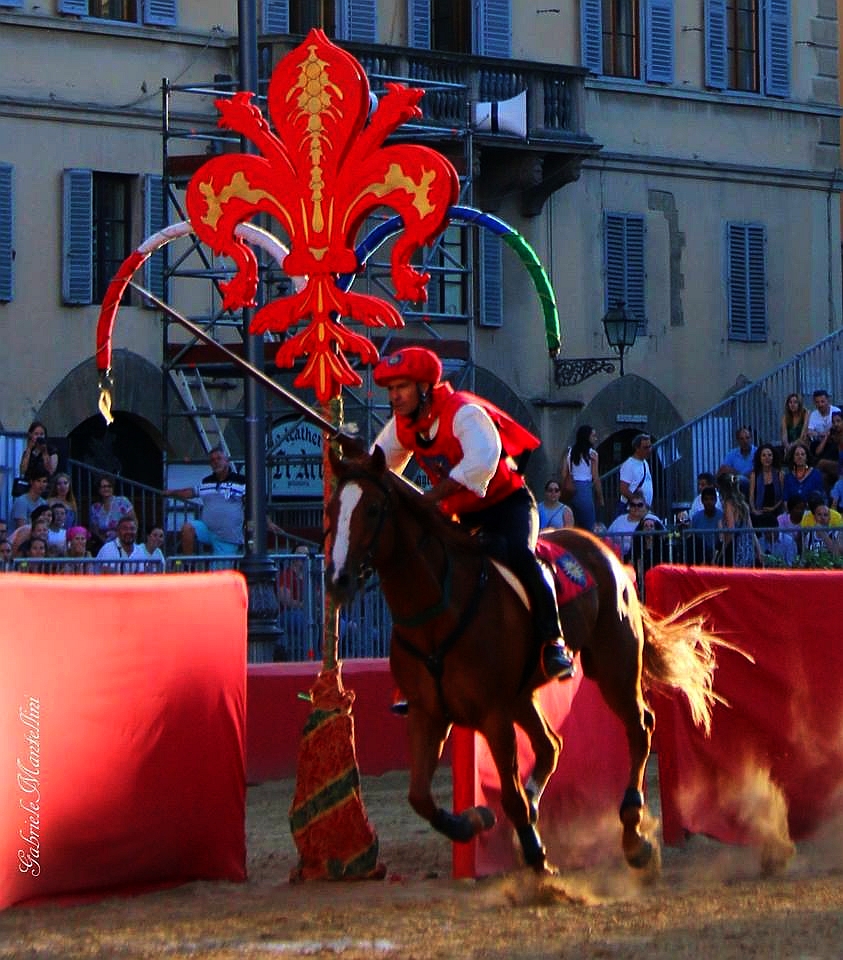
left=328, top=443, right=345, bottom=476
left=370, top=443, right=387, bottom=474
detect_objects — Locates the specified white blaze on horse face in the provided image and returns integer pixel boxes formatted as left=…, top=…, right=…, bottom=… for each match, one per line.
left=331, top=483, right=364, bottom=583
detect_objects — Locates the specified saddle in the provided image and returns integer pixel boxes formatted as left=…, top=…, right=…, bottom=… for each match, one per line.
left=535, top=538, right=596, bottom=608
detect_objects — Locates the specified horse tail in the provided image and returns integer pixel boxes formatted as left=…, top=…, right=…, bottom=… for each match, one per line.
left=639, top=589, right=733, bottom=736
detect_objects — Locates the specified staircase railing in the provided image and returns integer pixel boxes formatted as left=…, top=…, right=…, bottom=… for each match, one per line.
left=600, top=328, right=843, bottom=522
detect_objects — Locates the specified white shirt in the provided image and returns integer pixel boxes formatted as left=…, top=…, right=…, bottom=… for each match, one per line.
left=807, top=405, right=841, bottom=439
left=619, top=455, right=653, bottom=508
left=608, top=510, right=660, bottom=556
left=96, top=539, right=148, bottom=572
left=374, top=403, right=501, bottom=496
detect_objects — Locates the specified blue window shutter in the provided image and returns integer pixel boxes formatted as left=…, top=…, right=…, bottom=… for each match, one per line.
left=479, top=232, right=503, bottom=328
left=727, top=222, right=767, bottom=342
left=475, top=0, right=510, bottom=58
left=604, top=212, right=646, bottom=332
left=704, top=0, right=727, bottom=90
left=58, top=0, right=89, bottom=13
left=764, top=0, right=790, bottom=97
left=337, top=0, right=376, bottom=42
left=0, top=164, right=13, bottom=303
left=143, top=0, right=177, bottom=26
left=407, top=0, right=430, bottom=49
left=262, top=0, right=289, bottom=33
left=1, top=0, right=23, bottom=8
left=62, top=169, right=93, bottom=306
left=580, top=0, right=602, bottom=74
left=645, top=0, right=674, bottom=84
left=143, top=174, right=166, bottom=302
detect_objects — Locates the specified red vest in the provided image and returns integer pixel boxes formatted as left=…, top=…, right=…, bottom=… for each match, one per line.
left=393, top=384, right=539, bottom=516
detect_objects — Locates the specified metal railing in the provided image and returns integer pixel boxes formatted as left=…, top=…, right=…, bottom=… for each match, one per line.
left=7, top=524, right=834, bottom=658
left=258, top=40, right=590, bottom=140
left=4, top=551, right=392, bottom=664
left=600, top=327, right=843, bottom=521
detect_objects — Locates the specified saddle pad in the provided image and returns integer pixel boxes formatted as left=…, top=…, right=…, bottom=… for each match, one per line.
left=536, top=538, right=596, bottom=607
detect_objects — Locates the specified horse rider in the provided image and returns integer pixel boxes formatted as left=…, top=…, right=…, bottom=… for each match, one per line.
left=372, top=346, right=575, bottom=683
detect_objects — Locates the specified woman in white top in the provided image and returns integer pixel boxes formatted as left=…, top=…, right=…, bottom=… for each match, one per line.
left=139, top=524, right=166, bottom=572
left=561, top=425, right=604, bottom=530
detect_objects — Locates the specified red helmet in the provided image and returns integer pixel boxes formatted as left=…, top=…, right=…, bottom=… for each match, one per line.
left=372, top=347, right=443, bottom=386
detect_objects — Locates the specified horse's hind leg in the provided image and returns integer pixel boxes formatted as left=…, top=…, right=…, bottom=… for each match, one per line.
left=483, top=716, right=549, bottom=871
left=406, top=709, right=496, bottom=844
left=594, top=624, right=656, bottom=869
left=513, top=694, right=561, bottom=824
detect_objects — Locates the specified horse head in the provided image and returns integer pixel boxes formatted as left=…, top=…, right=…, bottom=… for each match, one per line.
left=325, top=443, right=393, bottom=605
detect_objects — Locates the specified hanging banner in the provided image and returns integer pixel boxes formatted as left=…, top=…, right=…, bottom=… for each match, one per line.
left=269, top=417, right=324, bottom=499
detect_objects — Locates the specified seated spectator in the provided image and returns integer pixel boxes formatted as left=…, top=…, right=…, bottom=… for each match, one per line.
left=19, top=421, right=59, bottom=482
left=138, top=523, right=166, bottom=572
left=829, top=471, right=843, bottom=512
left=48, top=472, right=78, bottom=529
left=592, top=522, right=623, bottom=560
left=65, top=526, right=94, bottom=573
left=773, top=494, right=807, bottom=565
left=279, top=545, right=312, bottom=654
left=0, top=539, right=11, bottom=569
left=802, top=499, right=843, bottom=557
left=689, top=486, right=723, bottom=564
left=10, top=505, right=52, bottom=557
left=0, top=517, right=7, bottom=545
left=95, top=516, right=146, bottom=571
left=689, top=472, right=721, bottom=516
left=16, top=536, right=48, bottom=563
left=783, top=442, right=825, bottom=503
left=718, top=426, right=757, bottom=496
left=780, top=392, right=809, bottom=458
left=11, top=467, right=49, bottom=528
left=748, top=443, right=784, bottom=550
left=607, top=497, right=659, bottom=561
left=806, top=389, right=840, bottom=463
left=815, top=409, right=843, bottom=489
left=800, top=491, right=843, bottom=528
left=537, top=479, right=574, bottom=530
left=630, top=515, right=667, bottom=578
left=45, top=503, right=68, bottom=556
left=89, top=476, right=135, bottom=548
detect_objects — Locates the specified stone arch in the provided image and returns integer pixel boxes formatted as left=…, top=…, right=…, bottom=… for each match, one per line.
left=33, top=350, right=196, bottom=484
left=573, top=374, right=684, bottom=474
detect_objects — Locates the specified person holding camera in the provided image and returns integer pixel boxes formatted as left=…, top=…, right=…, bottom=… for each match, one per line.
left=19, top=421, right=59, bottom=482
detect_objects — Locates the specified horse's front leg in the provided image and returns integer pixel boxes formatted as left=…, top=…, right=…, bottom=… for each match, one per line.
left=512, top=693, right=562, bottom=824
left=483, top=716, right=549, bottom=872
left=406, top=708, right=496, bottom=844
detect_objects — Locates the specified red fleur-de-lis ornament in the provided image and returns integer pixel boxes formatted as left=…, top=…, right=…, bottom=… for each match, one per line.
left=185, top=29, right=460, bottom=402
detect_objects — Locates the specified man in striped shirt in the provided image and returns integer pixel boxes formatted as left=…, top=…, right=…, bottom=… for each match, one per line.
left=166, top=447, right=246, bottom=555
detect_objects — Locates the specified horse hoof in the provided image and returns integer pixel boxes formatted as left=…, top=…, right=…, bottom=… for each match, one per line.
left=626, top=838, right=653, bottom=870
left=467, top=805, right=496, bottom=834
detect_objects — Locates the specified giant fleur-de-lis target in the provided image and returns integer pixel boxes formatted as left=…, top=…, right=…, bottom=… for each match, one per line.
left=184, top=28, right=459, bottom=401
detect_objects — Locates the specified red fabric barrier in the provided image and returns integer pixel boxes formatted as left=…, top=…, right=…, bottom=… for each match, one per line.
left=247, top=660, right=435, bottom=782
left=453, top=672, right=632, bottom=877
left=647, top=566, right=843, bottom=846
left=0, top=573, right=248, bottom=910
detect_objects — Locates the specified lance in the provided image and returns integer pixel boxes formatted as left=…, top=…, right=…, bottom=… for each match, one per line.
left=121, top=281, right=364, bottom=454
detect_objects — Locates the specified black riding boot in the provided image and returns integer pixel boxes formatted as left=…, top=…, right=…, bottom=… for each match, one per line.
left=522, top=559, right=575, bottom=681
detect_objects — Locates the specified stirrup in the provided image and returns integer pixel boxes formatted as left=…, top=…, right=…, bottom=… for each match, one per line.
left=542, top=641, right=576, bottom=681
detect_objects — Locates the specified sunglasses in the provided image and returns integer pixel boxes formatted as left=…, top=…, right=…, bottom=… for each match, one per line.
left=629, top=501, right=645, bottom=507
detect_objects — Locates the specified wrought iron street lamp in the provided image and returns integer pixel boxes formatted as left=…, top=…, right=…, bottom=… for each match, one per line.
left=554, top=301, right=639, bottom=386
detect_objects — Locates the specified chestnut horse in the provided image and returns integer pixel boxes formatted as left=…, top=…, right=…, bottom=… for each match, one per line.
left=325, top=446, right=720, bottom=872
